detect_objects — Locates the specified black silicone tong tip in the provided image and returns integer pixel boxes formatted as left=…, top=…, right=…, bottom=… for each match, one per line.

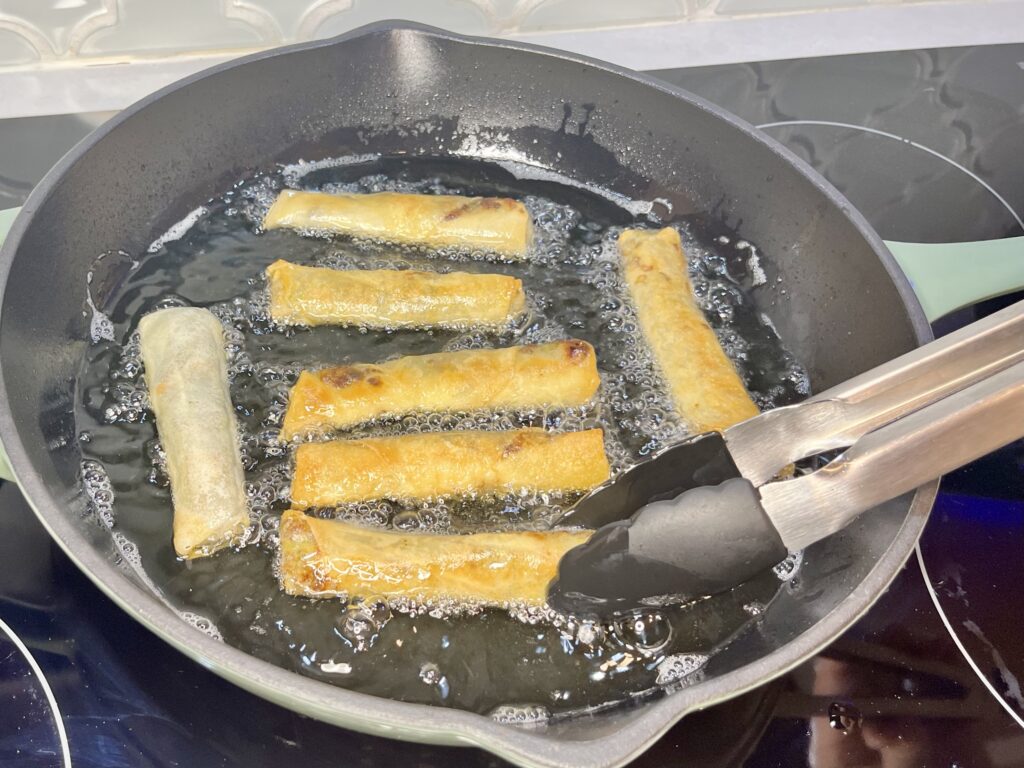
left=558, top=432, right=742, bottom=530
left=548, top=433, right=788, bottom=617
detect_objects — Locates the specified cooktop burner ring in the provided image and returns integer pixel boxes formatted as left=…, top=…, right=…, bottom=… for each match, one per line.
left=0, top=614, right=71, bottom=768
left=763, top=116, right=1024, bottom=730
left=757, top=118, right=1024, bottom=237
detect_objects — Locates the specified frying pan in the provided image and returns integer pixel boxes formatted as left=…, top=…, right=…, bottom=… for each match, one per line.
left=0, top=21, right=1019, bottom=768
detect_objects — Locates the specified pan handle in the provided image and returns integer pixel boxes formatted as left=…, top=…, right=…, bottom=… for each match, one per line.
left=0, top=207, right=18, bottom=483
left=0, top=444, right=12, bottom=484
left=884, top=237, right=1024, bottom=323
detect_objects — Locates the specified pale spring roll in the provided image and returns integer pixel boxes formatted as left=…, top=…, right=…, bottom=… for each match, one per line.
left=618, top=228, right=759, bottom=433
left=290, top=428, right=609, bottom=507
left=280, top=340, right=600, bottom=440
left=263, top=190, right=532, bottom=257
left=138, top=307, right=250, bottom=558
left=279, top=509, right=590, bottom=606
left=266, top=260, right=525, bottom=329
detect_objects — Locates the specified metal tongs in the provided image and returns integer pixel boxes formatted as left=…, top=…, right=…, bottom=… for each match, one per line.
left=548, top=299, right=1024, bottom=616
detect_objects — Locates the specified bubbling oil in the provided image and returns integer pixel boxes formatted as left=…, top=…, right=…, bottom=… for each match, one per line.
left=75, top=155, right=808, bottom=718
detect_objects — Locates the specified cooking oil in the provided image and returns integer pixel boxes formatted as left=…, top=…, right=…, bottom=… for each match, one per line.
left=75, top=155, right=808, bottom=716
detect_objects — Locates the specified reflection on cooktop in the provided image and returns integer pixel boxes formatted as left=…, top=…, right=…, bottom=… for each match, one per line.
left=655, top=45, right=1024, bottom=243
left=921, top=483, right=1024, bottom=722
left=0, top=619, right=68, bottom=768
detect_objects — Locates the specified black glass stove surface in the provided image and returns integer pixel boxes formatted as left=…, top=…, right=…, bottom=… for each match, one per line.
left=1, top=42, right=1023, bottom=768
left=654, top=45, right=1024, bottom=243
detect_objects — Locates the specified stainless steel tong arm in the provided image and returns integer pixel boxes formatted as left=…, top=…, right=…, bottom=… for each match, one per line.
left=762, top=358, right=1024, bottom=550
left=725, top=299, right=1024, bottom=487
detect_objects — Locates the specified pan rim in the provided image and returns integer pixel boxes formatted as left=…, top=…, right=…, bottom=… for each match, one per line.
left=0, top=19, right=936, bottom=768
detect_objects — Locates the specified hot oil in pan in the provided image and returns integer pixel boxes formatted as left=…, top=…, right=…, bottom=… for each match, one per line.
left=75, top=156, right=809, bottom=718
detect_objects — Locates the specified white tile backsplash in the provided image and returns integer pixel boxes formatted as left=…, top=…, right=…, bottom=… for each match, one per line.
left=2, top=0, right=1021, bottom=119
left=79, top=0, right=261, bottom=56
left=515, top=0, right=685, bottom=33
left=0, top=0, right=120, bottom=58
left=716, top=0, right=871, bottom=13
left=311, top=0, right=493, bottom=38
left=0, top=29, right=42, bottom=65
left=0, top=0, right=998, bottom=68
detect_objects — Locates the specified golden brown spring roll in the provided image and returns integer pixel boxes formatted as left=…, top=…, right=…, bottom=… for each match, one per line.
left=263, top=190, right=532, bottom=257
left=279, top=509, right=590, bottom=606
left=290, top=428, right=609, bottom=507
left=618, top=228, right=759, bottom=433
left=138, top=307, right=250, bottom=558
left=266, top=260, right=525, bottom=329
left=280, top=340, right=600, bottom=439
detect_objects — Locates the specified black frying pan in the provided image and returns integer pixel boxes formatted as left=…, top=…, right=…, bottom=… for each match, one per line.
left=0, top=21, right=935, bottom=768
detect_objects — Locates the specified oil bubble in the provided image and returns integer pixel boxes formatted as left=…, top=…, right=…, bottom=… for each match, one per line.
left=489, top=703, right=550, bottom=727
left=335, top=598, right=391, bottom=652
left=419, top=662, right=451, bottom=699
left=611, top=611, right=673, bottom=656
left=180, top=611, right=224, bottom=642
left=773, top=551, right=804, bottom=582
left=81, top=459, right=116, bottom=528
left=419, top=661, right=442, bottom=684
left=655, top=653, right=708, bottom=686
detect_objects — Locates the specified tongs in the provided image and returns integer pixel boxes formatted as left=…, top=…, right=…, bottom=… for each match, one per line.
left=548, top=299, right=1024, bottom=616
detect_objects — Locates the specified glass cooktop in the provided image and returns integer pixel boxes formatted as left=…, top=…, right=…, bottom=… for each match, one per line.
left=1, top=42, right=1022, bottom=768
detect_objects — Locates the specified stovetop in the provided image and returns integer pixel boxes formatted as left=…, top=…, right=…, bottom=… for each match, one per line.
left=1, top=43, right=1022, bottom=768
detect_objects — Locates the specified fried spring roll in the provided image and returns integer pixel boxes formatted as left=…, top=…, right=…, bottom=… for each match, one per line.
left=138, top=308, right=250, bottom=558
left=279, top=509, right=590, bottom=606
left=263, top=190, right=533, bottom=257
left=280, top=340, right=600, bottom=439
left=290, top=428, right=609, bottom=506
left=266, top=260, right=525, bottom=329
left=618, top=228, right=759, bottom=433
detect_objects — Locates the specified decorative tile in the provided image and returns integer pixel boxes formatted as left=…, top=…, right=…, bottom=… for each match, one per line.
left=517, top=0, right=684, bottom=32
left=310, top=0, right=493, bottom=39
left=0, top=0, right=118, bottom=59
left=0, top=0, right=993, bottom=73
left=0, top=0, right=698, bottom=66
left=223, top=0, right=366, bottom=42
left=0, top=28, right=41, bottom=66
left=78, top=0, right=263, bottom=56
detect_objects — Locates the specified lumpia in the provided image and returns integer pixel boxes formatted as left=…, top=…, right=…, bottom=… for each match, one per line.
left=263, top=190, right=532, bottom=257
left=280, top=340, right=600, bottom=439
left=278, top=509, right=590, bottom=606
left=266, top=260, right=525, bottom=329
left=618, top=228, right=759, bottom=433
left=138, top=307, right=250, bottom=558
left=290, top=428, right=609, bottom=506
